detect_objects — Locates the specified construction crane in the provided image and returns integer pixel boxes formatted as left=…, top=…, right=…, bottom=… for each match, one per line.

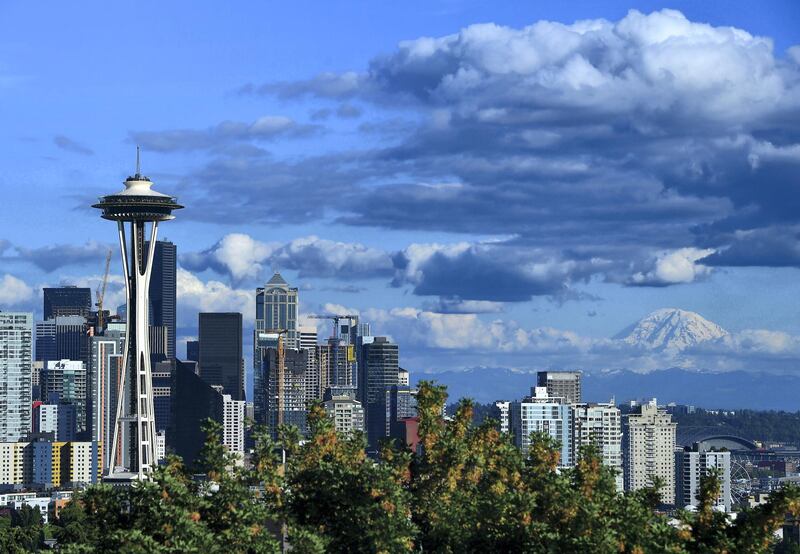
left=95, top=249, right=113, bottom=331
left=308, top=314, right=359, bottom=341
left=309, top=314, right=359, bottom=387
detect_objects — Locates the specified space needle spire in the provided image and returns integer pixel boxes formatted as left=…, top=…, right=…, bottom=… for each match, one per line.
left=93, top=152, right=183, bottom=482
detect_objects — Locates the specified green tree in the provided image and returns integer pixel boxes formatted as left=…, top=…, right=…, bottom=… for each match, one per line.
left=51, top=383, right=800, bottom=553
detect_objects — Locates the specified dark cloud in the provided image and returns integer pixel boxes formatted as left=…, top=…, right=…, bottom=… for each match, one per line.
left=162, top=10, right=800, bottom=302
left=53, top=135, right=93, bottom=155
left=392, top=242, right=604, bottom=302
left=242, top=71, right=363, bottom=100
left=700, top=226, right=800, bottom=267
left=421, top=297, right=505, bottom=314
left=12, top=241, right=111, bottom=272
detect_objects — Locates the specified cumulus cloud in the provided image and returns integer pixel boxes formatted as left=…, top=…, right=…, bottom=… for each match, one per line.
left=629, top=248, right=714, bottom=286
left=182, top=233, right=277, bottom=282
left=0, top=274, right=34, bottom=306
left=53, top=135, right=94, bottom=155
left=182, top=234, right=394, bottom=283
left=113, top=9, right=800, bottom=308
left=176, top=268, right=253, bottom=325
left=130, top=116, right=319, bottom=152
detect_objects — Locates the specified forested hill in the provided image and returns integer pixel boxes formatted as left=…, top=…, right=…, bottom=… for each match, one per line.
left=455, top=402, right=800, bottom=447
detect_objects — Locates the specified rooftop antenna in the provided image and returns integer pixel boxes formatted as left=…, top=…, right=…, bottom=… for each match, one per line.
left=135, top=145, right=141, bottom=177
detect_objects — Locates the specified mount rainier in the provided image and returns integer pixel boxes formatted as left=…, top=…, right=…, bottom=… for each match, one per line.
left=614, top=308, right=728, bottom=351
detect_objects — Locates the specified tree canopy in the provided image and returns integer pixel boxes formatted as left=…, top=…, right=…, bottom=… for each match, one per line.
left=3, top=381, right=798, bottom=552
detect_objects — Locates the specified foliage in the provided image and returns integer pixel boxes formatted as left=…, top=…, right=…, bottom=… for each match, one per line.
left=7, top=382, right=792, bottom=552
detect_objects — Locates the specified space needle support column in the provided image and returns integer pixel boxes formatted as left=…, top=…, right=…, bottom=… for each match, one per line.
left=132, top=219, right=159, bottom=477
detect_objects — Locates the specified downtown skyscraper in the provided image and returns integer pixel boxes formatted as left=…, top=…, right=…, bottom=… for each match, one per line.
left=198, top=312, right=244, bottom=401
left=147, top=240, right=177, bottom=359
left=43, top=287, right=91, bottom=320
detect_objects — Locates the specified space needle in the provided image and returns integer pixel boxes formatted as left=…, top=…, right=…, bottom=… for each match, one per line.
left=93, top=149, right=183, bottom=482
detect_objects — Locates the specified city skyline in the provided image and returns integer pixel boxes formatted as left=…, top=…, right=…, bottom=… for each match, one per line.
left=2, top=1, right=800, bottom=396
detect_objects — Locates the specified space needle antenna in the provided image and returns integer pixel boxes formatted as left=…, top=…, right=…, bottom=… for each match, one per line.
left=135, top=145, right=141, bottom=177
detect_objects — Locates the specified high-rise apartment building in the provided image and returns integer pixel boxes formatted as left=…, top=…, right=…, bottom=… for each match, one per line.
left=43, top=287, right=91, bottom=320
left=509, top=387, right=572, bottom=465
left=676, top=447, right=731, bottom=512
left=199, top=312, right=244, bottom=401
left=32, top=403, right=76, bottom=442
left=623, top=399, right=677, bottom=504
left=323, top=394, right=365, bottom=436
left=0, top=312, right=33, bottom=442
left=492, top=401, right=511, bottom=434
left=537, top=371, right=582, bottom=404
left=42, top=360, right=87, bottom=435
left=221, top=394, right=245, bottom=459
left=572, top=402, right=623, bottom=492
left=147, top=240, right=177, bottom=359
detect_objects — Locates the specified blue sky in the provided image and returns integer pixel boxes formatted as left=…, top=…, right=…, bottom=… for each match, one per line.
left=3, top=1, right=800, bottom=382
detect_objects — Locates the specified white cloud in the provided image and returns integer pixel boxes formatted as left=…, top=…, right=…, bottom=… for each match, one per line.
left=183, top=234, right=393, bottom=283
left=630, top=248, right=714, bottom=286
left=0, top=274, right=34, bottom=306
left=176, top=268, right=253, bottom=326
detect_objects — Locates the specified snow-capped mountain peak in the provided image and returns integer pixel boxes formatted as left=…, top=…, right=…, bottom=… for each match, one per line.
left=615, top=308, right=728, bottom=351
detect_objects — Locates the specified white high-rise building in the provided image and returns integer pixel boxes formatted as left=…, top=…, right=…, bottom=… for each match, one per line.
left=298, top=326, right=319, bottom=405
left=222, top=394, right=245, bottom=458
left=155, top=430, right=166, bottom=462
left=298, top=326, right=317, bottom=349
left=0, top=313, right=33, bottom=442
left=397, top=368, right=410, bottom=387
left=493, top=401, right=511, bottom=434
left=509, top=387, right=572, bottom=465
left=37, top=404, right=59, bottom=435
left=623, top=399, right=677, bottom=504
left=572, top=402, right=623, bottom=492
left=676, top=448, right=732, bottom=512
left=324, top=395, right=365, bottom=435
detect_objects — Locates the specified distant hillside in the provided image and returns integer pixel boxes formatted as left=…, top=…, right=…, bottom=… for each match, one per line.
left=414, top=367, right=800, bottom=411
